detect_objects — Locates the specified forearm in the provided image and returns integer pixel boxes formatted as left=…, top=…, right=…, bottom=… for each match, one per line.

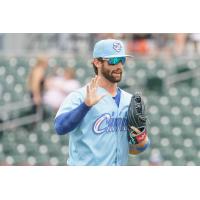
left=32, top=82, right=41, bottom=96
left=54, top=102, right=91, bottom=135
left=31, top=69, right=43, bottom=97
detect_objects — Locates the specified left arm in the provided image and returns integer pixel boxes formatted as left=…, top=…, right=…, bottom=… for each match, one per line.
left=129, top=127, right=150, bottom=155
left=129, top=129, right=150, bottom=155
left=127, top=94, right=150, bottom=155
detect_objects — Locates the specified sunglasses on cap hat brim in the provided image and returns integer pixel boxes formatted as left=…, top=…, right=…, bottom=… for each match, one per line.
left=98, top=57, right=126, bottom=65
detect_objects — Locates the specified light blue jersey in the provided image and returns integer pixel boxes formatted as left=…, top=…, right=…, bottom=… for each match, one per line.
left=55, top=86, right=132, bottom=165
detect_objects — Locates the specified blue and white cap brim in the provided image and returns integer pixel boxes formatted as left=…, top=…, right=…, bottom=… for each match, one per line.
left=103, top=54, right=134, bottom=58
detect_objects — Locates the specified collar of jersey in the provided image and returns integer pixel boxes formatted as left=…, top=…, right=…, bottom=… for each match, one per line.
left=97, top=86, right=121, bottom=96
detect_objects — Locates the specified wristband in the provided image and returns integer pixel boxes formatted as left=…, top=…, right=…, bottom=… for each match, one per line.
left=129, top=128, right=147, bottom=145
left=135, top=139, right=150, bottom=152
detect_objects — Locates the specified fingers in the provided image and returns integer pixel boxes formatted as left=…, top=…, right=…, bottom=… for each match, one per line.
left=86, top=85, right=90, bottom=96
left=94, top=75, right=99, bottom=86
left=130, top=126, right=141, bottom=135
left=89, top=75, right=99, bottom=91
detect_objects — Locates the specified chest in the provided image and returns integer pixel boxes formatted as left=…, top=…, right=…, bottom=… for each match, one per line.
left=88, top=96, right=129, bottom=134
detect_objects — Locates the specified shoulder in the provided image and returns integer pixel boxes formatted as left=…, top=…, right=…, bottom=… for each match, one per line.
left=119, top=88, right=132, bottom=98
left=55, top=86, right=87, bottom=117
left=75, top=85, right=87, bottom=95
left=32, top=66, right=45, bottom=77
left=66, top=85, right=86, bottom=99
left=119, top=88, right=133, bottom=104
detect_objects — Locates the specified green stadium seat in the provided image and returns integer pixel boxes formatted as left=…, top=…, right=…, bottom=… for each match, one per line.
left=128, top=156, right=140, bottom=166
left=192, top=117, right=200, bottom=128
left=38, top=144, right=49, bottom=156
left=168, top=96, right=180, bottom=106
left=35, top=154, right=49, bottom=165
left=147, top=96, right=159, bottom=105
left=160, top=115, right=171, bottom=126
left=193, top=107, right=200, bottom=118
left=27, top=156, right=37, bottom=165
left=28, top=133, right=38, bottom=143
left=49, top=157, right=59, bottom=166
left=59, top=135, right=69, bottom=146
left=172, top=158, right=186, bottom=166
left=25, top=142, right=40, bottom=156
left=50, top=134, right=60, bottom=144
left=38, top=132, right=52, bottom=145
left=170, top=115, right=182, bottom=127
left=158, top=124, right=172, bottom=137
left=181, top=125, right=195, bottom=138
left=160, top=146, right=174, bottom=160
left=3, top=141, right=17, bottom=155
left=190, top=87, right=199, bottom=98
left=60, top=145, right=69, bottom=157
left=149, top=135, right=160, bottom=148
left=193, top=155, right=200, bottom=165
left=12, top=153, right=28, bottom=165
left=178, top=86, right=191, bottom=97
left=5, top=155, right=15, bottom=165
left=47, top=143, right=61, bottom=157
left=148, top=113, right=161, bottom=126
left=159, top=105, right=171, bottom=116
left=162, top=160, right=173, bottom=166
left=181, top=106, right=193, bottom=117
left=160, top=138, right=171, bottom=147
left=0, top=153, right=6, bottom=165
left=170, top=135, right=184, bottom=149
left=193, top=136, right=200, bottom=150
left=139, top=159, right=150, bottom=166
left=15, top=128, right=29, bottom=144
left=191, top=97, right=200, bottom=106
left=57, top=155, right=67, bottom=165
left=183, top=148, right=197, bottom=161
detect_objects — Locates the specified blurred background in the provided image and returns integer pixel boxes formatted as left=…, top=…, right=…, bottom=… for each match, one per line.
left=0, top=33, right=199, bottom=166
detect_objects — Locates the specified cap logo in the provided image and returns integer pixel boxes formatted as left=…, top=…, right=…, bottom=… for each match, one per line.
left=113, top=42, right=122, bottom=52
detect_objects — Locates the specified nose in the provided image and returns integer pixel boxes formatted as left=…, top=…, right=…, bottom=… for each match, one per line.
left=114, top=62, right=123, bottom=69
left=113, top=63, right=123, bottom=73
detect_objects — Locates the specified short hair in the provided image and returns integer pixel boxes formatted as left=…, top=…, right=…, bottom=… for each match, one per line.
left=92, top=58, right=104, bottom=75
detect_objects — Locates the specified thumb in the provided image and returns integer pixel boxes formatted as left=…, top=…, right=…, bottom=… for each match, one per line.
left=130, top=126, right=141, bottom=135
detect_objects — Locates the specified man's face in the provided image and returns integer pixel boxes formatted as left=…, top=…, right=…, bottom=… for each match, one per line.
left=100, top=60, right=123, bottom=83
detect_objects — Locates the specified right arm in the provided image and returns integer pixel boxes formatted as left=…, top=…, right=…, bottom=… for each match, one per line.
left=31, top=67, right=44, bottom=105
left=54, top=102, right=91, bottom=135
left=54, top=76, right=106, bottom=135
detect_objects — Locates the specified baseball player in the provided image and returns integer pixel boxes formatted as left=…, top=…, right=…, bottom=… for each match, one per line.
left=54, top=39, right=150, bottom=166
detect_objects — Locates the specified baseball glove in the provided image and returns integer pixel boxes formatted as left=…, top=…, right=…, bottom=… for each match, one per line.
left=127, top=93, right=147, bottom=145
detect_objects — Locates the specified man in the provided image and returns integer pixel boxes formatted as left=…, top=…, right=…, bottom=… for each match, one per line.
left=54, top=39, right=150, bottom=166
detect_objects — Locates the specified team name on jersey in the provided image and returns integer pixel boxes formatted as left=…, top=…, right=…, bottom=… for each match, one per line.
left=92, top=113, right=127, bottom=134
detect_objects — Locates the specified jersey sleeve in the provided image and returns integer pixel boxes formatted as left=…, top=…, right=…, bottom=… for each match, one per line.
left=55, top=90, right=84, bottom=118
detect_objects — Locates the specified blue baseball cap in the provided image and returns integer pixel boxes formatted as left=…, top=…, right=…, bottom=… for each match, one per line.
left=93, top=39, right=133, bottom=58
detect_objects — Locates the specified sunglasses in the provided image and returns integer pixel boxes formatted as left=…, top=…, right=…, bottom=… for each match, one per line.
left=100, top=57, right=126, bottom=65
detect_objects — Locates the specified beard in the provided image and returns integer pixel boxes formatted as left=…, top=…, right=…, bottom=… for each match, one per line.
left=101, top=63, right=122, bottom=83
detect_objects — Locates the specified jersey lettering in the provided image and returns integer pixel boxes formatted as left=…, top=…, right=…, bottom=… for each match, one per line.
left=92, top=113, right=127, bottom=134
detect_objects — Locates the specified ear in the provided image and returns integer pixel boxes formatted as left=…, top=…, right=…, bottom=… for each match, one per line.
left=93, top=58, right=99, bottom=65
left=93, top=59, right=102, bottom=69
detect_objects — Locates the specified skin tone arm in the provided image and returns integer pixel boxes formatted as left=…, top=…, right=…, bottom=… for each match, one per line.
left=31, top=67, right=44, bottom=106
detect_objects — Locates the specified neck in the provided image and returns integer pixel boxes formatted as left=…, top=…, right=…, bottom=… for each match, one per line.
left=98, top=76, right=118, bottom=96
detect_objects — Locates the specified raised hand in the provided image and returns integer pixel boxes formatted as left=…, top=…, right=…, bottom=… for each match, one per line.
left=84, top=76, right=106, bottom=107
